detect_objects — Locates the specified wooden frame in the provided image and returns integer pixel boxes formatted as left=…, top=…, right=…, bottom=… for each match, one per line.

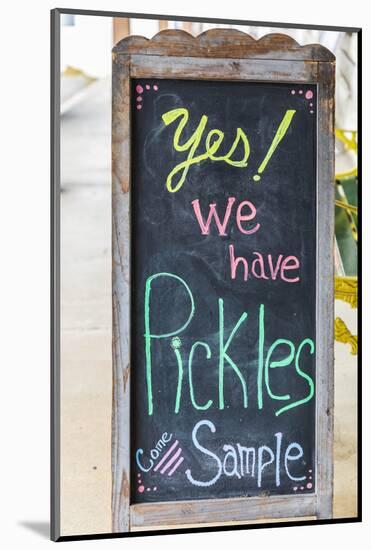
left=112, top=29, right=335, bottom=533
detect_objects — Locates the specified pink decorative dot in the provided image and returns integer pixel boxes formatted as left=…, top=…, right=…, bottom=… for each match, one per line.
left=306, top=483, right=313, bottom=489
left=153, top=487, right=157, bottom=491
left=137, top=104, right=142, bottom=110
left=145, top=84, right=150, bottom=90
left=146, top=488, right=151, bottom=492
left=137, top=473, right=141, bottom=477
left=291, top=90, right=296, bottom=95
left=309, top=469, right=312, bottom=473
left=299, top=90, right=303, bottom=94
left=309, top=476, right=312, bottom=480
left=310, top=110, right=314, bottom=114
left=137, top=96, right=142, bottom=102
left=136, top=85, right=143, bottom=94
left=138, top=485, right=145, bottom=493
left=300, top=486, right=304, bottom=490
left=293, top=487, right=298, bottom=491
left=310, top=103, right=313, bottom=107
left=305, top=90, right=314, bottom=100
left=153, top=85, right=158, bottom=91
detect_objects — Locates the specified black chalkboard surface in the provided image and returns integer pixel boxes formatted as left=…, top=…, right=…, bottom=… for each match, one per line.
left=131, top=78, right=316, bottom=504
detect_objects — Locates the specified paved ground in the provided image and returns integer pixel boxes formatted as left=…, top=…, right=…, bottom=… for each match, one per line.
left=61, top=78, right=112, bottom=535
left=60, top=77, right=357, bottom=536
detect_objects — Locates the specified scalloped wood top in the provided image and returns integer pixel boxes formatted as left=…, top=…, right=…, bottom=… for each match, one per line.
left=113, top=28, right=335, bottom=62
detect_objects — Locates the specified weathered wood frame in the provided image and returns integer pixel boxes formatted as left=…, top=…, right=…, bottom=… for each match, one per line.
left=112, top=29, right=335, bottom=533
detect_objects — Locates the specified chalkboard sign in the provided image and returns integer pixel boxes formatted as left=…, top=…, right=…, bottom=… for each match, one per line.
left=112, top=29, right=335, bottom=532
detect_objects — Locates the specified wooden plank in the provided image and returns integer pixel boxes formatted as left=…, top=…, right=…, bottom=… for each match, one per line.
left=113, top=29, right=334, bottom=62
left=111, top=55, right=131, bottom=533
left=113, top=17, right=130, bottom=46
left=129, top=54, right=318, bottom=82
left=132, top=516, right=316, bottom=531
left=315, top=60, right=335, bottom=519
left=182, top=21, right=193, bottom=34
left=159, top=20, right=168, bottom=31
left=131, top=495, right=316, bottom=527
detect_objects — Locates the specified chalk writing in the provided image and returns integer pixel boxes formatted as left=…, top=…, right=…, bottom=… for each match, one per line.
left=185, top=420, right=307, bottom=488
left=144, top=272, right=314, bottom=417
left=229, top=246, right=300, bottom=283
left=132, top=79, right=316, bottom=502
left=162, top=107, right=295, bottom=192
left=136, top=431, right=174, bottom=472
left=192, top=197, right=260, bottom=236
left=253, top=109, right=296, bottom=181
